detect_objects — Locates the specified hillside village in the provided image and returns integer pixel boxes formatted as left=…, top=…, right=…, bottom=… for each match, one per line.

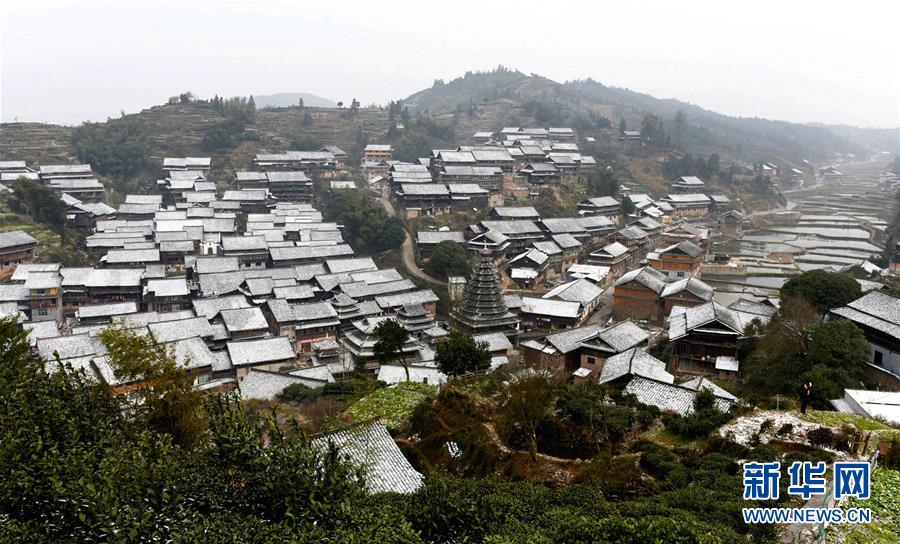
left=2, top=104, right=900, bottom=542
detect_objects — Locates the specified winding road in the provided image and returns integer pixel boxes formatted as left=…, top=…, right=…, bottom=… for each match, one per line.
left=376, top=195, right=444, bottom=286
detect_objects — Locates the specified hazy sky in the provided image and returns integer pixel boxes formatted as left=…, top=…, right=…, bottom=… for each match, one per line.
left=2, top=0, right=899, bottom=128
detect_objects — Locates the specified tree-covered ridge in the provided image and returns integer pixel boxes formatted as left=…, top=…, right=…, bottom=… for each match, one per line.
left=401, top=67, right=876, bottom=164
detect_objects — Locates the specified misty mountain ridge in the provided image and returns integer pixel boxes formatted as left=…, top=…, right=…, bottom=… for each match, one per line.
left=251, top=92, right=337, bottom=109
left=402, top=67, right=898, bottom=163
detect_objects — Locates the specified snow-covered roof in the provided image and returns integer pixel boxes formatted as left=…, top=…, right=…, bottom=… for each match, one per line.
left=597, top=348, right=674, bottom=384
left=312, top=419, right=423, bottom=494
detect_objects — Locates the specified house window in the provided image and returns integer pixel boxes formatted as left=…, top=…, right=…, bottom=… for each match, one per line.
left=586, top=356, right=596, bottom=366
left=36, top=308, right=48, bottom=317
left=874, top=350, right=884, bottom=367
left=676, top=271, right=685, bottom=278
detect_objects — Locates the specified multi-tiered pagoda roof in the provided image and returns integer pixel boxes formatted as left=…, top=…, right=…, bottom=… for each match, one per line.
left=451, top=254, right=519, bottom=338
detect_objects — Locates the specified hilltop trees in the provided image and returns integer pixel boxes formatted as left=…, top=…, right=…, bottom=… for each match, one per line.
left=202, top=96, right=258, bottom=152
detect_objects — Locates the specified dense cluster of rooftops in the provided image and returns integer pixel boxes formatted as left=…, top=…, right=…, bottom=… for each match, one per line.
left=1, top=128, right=898, bottom=492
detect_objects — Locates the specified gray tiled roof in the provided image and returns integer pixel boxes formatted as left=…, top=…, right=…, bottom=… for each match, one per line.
left=312, top=419, right=423, bottom=494
left=219, top=307, right=269, bottom=332
left=227, top=337, right=295, bottom=366
left=660, top=240, right=703, bottom=257
left=491, top=206, right=539, bottom=218
left=624, top=376, right=734, bottom=416
left=399, top=183, right=449, bottom=196
left=145, top=278, right=189, bottom=297
left=668, top=302, right=743, bottom=341
left=416, top=231, right=465, bottom=244
left=239, top=369, right=319, bottom=400
left=192, top=295, right=250, bottom=319
left=326, top=257, right=377, bottom=274
left=540, top=218, right=587, bottom=234
left=582, top=196, right=620, bottom=207
left=76, top=301, right=138, bottom=320
left=472, top=332, right=513, bottom=353
left=614, top=266, right=668, bottom=292
left=543, top=278, right=602, bottom=306
left=23, top=321, right=60, bottom=346
left=660, top=277, right=714, bottom=301
left=23, top=271, right=61, bottom=289
left=0, top=230, right=38, bottom=249
left=293, top=301, right=339, bottom=323
left=480, top=220, right=543, bottom=235
left=520, top=297, right=581, bottom=318
left=831, top=291, right=900, bottom=340
left=375, top=289, right=439, bottom=310
left=222, top=235, right=268, bottom=252
left=104, top=248, right=160, bottom=264
left=270, top=244, right=354, bottom=262
left=595, top=321, right=649, bottom=352
left=597, top=348, right=674, bottom=384
left=288, top=364, right=336, bottom=383
left=340, top=279, right=416, bottom=299
left=149, top=317, right=216, bottom=343
left=679, top=376, right=739, bottom=401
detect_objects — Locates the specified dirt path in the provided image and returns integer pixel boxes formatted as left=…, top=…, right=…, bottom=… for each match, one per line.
left=377, top=196, right=444, bottom=286
left=481, top=422, right=588, bottom=464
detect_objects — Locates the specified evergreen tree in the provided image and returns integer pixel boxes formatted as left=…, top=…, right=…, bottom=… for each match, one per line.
left=620, top=195, right=635, bottom=215
left=372, top=320, right=411, bottom=381
left=673, top=110, right=687, bottom=148
left=423, top=241, right=471, bottom=280
left=435, top=332, right=491, bottom=377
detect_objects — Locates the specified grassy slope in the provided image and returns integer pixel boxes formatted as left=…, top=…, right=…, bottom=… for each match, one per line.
left=830, top=468, right=900, bottom=544
left=346, top=382, right=436, bottom=430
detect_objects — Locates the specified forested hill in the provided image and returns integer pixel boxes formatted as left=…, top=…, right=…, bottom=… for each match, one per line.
left=403, top=67, right=893, bottom=164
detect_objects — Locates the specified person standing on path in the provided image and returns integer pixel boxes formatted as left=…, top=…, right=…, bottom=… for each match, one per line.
left=800, top=382, right=812, bottom=414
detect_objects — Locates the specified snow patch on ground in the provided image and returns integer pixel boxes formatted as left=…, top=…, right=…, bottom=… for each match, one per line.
left=717, top=410, right=852, bottom=458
